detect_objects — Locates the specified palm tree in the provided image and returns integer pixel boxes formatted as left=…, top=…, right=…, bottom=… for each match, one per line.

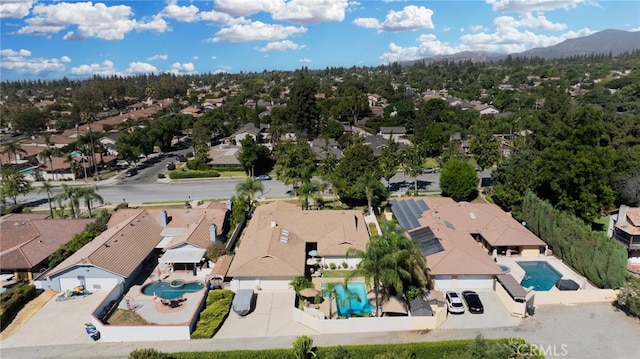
left=1, top=141, right=27, bottom=166
left=235, top=177, right=264, bottom=211
left=55, top=183, right=77, bottom=218
left=76, top=185, right=104, bottom=218
left=39, top=180, right=56, bottom=218
left=357, top=172, right=386, bottom=216
left=38, top=148, right=56, bottom=181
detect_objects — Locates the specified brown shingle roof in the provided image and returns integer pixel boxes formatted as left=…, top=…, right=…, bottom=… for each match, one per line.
left=0, top=214, right=94, bottom=271
left=228, top=201, right=370, bottom=278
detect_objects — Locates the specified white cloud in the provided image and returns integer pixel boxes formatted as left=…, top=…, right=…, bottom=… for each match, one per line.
left=15, top=2, right=167, bottom=40
left=486, top=0, right=586, bottom=12
left=299, top=58, right=312, bottom=62
left=125, top=62, right=158, bottom=75
left=213, top=21, right=307, bottom=43
left=198, top=10, right=248, bottom=25
left=494, top=13, right=567, bottom=31
left=214, top=65, right=232, bottom=73
left=168, top=62, right=196, bottom=75
left=354, top=5, right=434, bottom=32
left=272, top=0, right=349, bottom=25
left=136, top=15, right=170, bottom=33
left=470, top=25, right=484, bottom=33
left=214, top=0, right=279, bottom=17
left=256, top=40, right=306, bottom=52
left=70, top=60, right=117, bottom=77
left=161, top=1, right=199, bottom=22
left=0, top=0, right=35, bottom=18
left=353, top=18, right=379, bottom=29
left=211, top=55, right=217, bottom=60
left=148, top=54, right=168, bottom=61
left=0, top=48, right=70, bottom=77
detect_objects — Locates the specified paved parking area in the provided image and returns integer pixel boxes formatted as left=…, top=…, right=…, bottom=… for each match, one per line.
left=1, top=291, right=109, bottom=348
left=215, top=290, right=315, bottom=338
left=439, top=290, right=521, bottom=329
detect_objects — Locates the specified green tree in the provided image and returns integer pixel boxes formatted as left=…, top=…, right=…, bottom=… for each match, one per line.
left=39, top=180, right=56, bottom=218
left=235, top=177, right=264, bottom=211
left=491, top=149, right=537, bottom=219
left=378, top=138, right=401, bottom=191
left=332, top=137, right=381, bottom=207
left=12, top=107, right=46, bottom=135
left=292, top=335, right=316, bottom=359
left=470, top=121, right=500, bottom=171
left=358, top=172, right=386, bottom=216
left=274, top=141, right=315, bottom=187
left=238, top=135, right=260, bottom=176
left=76, top=185, right=104, bottom=218
left=0, top=167, right=32, bottom=204
left=1, top=141, right=27, bottom=166
left=55, top=183, right=79, bottom=218
left=402, top=143, right=424, bottom=195
left=288, top=75, right=319, bottom=139
left=440, top=159, right=478, bottom=201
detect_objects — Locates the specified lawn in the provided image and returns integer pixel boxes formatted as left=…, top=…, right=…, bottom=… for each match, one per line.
left=106, top=309, right=152, bottom=325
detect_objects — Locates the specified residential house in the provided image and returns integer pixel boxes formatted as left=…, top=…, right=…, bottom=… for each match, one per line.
left=609, top=205, right=640, bottom=257
left=379, top=126, right=407, bottom=143
left=389, top=197, right=546, bottom=291
left=309, top=138, right=343, bottom=162
left=208, top=144, right=242, bottom=168
left=99, top=132, right=126, bottom=156
left=229, top=123, right=267, bottom=145
left=475, top=104, right=500, bottom=116
left=0, top=214, right=94, bottom=282
left=38, top=203, right=229, bottom=292
left=227, top=201, right=370, bottom=291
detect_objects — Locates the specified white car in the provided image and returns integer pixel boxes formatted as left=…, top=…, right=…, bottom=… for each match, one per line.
left=446, top=291, right=465, bottom=314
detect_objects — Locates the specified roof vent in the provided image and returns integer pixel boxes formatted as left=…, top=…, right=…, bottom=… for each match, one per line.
left=279, top=229, right=290, bottom=243
left=469, top=212, right=476, bottom=220
left=271, top=220, right=277, bottom=228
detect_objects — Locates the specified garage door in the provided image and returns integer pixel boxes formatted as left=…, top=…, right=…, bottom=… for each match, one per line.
left=85, top=278, right=118, bottom=291
left=434, top=275, right=453, bottom=290
left=456, top=275, right=493, bottom=289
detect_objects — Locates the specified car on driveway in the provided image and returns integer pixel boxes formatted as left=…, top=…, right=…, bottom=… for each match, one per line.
left=462, top=291, right=484, bottom=314
left=256, top=174, right=271, bottom=181
left=446, top=291, right=465, bottom=314
left=422, top=167, right=436, bottom=174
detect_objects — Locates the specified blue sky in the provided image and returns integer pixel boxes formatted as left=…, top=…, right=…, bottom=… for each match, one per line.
left=1, top=0, right=639, bottom=80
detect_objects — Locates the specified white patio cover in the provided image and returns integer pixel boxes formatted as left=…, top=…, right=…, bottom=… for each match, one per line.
left=159, top=247, right=206, bottom=264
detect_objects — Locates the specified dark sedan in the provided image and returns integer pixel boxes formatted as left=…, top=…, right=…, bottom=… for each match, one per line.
left=461, top=291, right=484, bottom=314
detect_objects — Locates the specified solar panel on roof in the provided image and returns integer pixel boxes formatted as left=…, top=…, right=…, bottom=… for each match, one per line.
left=408, top=226, right=444, bottom=256
left=390, top=199, right=430, bottom=230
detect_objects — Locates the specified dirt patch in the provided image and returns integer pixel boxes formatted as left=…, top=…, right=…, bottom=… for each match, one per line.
left=106, top=309, right=152, bottom=325
left=0, top=290, right=57, bottom=340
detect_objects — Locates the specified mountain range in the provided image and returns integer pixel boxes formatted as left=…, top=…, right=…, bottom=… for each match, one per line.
left=409, top=29, right=640, bottom=65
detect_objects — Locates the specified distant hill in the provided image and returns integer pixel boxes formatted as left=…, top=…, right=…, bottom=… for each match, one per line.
left=407, top=29, right=640, bottom=65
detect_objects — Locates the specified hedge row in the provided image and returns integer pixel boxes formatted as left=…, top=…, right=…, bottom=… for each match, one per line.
left=135, top=336, right=541, bottom=359
left=0, top=283, right=37, bottom=331
left=168, top=169, right=220, bottom=179
left=521, top=191, right=627, bottom=288
left=190, top=289, right=234, bottom=339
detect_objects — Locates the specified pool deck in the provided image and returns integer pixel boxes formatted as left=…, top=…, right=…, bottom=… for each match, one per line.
left=117, top=265, right=212, bottom=325
left=496, top=255, right=596, bottom=291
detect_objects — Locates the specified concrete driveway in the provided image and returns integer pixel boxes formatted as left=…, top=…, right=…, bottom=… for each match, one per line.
left=439, top=290, right=522, bottom=329
left=1, top=291, right=109, bottom=349
left=214, top=290, right=315, bottom=338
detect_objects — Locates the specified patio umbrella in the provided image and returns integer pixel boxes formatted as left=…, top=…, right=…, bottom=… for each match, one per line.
left=299, top=288, right=320, bottom=298
left=308, top=250, right=318, bottom=257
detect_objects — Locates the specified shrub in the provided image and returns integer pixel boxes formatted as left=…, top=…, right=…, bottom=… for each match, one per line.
left=186, top=159, right=210, bottom=171
left=157, top=173, right=165, bottom=179
left=341, top=261, right=348, bottom=269
left=293, top=335, right=315, bottom=359
left=0, top=283, right=37, bottom=330
left=166, top=162, right=176, bottom=171
left=128, top=348, right=173, bottom=359
left=185, top=151, right=194, bottom=158
left=329, top=262, right=337, bottom=270
left=617, top=277, right=640, bottom=318
left=206, top=241, right=226, bottom=262
left=168, top=169, right=220, bottom=179
left=178, top=155, right=187, bottom=162
left=191, top=289, right=234, bottom=339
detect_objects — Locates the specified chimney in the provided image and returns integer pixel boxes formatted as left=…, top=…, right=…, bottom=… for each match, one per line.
left=160, top=210, right=168, bottom=226
left=271, top=220, right=277, bottom=228
left=210, top=224, right=218, bottom=242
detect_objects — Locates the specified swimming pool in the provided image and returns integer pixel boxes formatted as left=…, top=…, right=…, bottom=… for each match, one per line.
left=19, top=167, right=36, bottom=175
left=517, top=261, right=562, bottom=291
left=141, top=280, right=204, bottom=299
left=322, top=282, right=373, bottom=317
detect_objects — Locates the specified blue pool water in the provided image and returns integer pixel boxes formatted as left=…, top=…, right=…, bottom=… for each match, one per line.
left=19, top=167, right=35, bottom=175
left=322, top=282, right=373, bottom=317
left=517, top=261, right=562, bottom=291
left=141, top=280, right=204, bottom=299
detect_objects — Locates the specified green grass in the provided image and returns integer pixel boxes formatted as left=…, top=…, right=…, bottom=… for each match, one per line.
left=321, top=270, right=351, bottom=278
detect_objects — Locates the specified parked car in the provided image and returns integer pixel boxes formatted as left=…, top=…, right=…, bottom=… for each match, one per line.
left=422, top=167, right=436, bottom=174
left=256, top=174, right=271, bottom=181
left=125, top=168, right=138, bottom=177
left=445, top=291, right=465, bottom=314
left=462, top=291, right=484, bottom=314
